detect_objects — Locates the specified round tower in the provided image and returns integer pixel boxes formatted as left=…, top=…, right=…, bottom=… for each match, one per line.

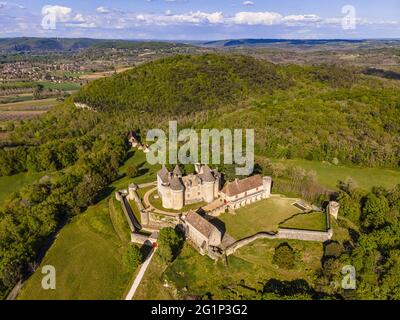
left=170, top=174, right=184, bottom=210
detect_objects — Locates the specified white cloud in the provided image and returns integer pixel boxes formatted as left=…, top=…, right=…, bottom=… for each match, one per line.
left=243, top=1, right=254, bottom=6
left=231, top=11, right=282, bottom=25
left=135, top=11, right=224, bottom=25
left=96, top=6, right=111, bottom=14
left=41, top=5, right=72, bottom=22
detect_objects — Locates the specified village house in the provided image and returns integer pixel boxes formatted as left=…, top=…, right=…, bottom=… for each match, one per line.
left=157, top=164, right=221, bottom=210
left=183, top=210, right=222, bottom=255
left=220, top=175, right=272, bottom=209
left=127, top=131, right=150, bottom=153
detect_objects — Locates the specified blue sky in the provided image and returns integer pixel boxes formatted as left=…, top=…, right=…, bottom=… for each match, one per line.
left=0, top=0, right=399, bottom=40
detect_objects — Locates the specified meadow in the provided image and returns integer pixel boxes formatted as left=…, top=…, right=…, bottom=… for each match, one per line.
left=17, top=196, right=132, bottom=300
left=0, top=171, right=46, bottom=205
left=271, top=158, right=400, bottom=190
left=17, top=151, right=156, bottom=300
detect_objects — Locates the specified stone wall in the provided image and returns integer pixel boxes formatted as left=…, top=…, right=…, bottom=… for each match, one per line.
left=225, top=228, right=333, bottom=256
left=276, top=228, right=333, bottom=242
left=129, top=188, right=149, bottom=226
left=115, top=191, right=142, bottom=232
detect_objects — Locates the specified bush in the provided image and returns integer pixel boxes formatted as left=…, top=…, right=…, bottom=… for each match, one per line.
left=126, top=165, right=139, bottom=178
left=123, top=244, right=142, bottom=271
left=324, top=241, right=343, bottom=258
left=273, top=243, right=295, bottom=269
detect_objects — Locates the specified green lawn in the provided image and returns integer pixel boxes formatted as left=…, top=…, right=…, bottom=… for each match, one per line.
left=272, top=158, right=400, bottom=190
left=280, top=211, right=328, bottom=232
left=17, top=151, right=158, bottom=300
left=17, top=196, right=132, bottom=300
left=0, top=172, right=46, bottom=206
left=219, top=197, right=304, bottom=239
left=134, top=256, right=175, bottom=300
left=115, top=151, right=160, bottom=189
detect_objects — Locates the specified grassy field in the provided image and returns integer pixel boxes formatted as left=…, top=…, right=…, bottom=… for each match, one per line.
left=272, top=158, right=400, bottom=190
left=115, top=151, right=160, bottom=189
left=17, top=150, right=157, bottom=300
left=134, top=256, right=175, bottom=300
left=218, top=197, right=305, bottom=239
left=136, top=239, right=323, bottom=299
left=0, top=172, right=46, bottom=205
left=17, top=196, right=132, bottom=300
left=280, top=211, right=328, bottom=232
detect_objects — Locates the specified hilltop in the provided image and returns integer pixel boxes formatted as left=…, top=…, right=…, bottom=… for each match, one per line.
left=74, top=54, right=290, bottom=114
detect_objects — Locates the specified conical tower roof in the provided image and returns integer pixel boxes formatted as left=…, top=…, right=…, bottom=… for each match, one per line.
left=170, top=175, right=184, bottom=191
left=201, top=165, right=215, bottom=182
left=173, top=165, right=183, bottom=177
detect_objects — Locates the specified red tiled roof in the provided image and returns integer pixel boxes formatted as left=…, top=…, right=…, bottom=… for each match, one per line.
left=221, top=175, right=263, bottom=197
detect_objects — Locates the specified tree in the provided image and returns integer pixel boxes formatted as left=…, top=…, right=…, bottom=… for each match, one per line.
left=157, top=227, right=184, bottom=264
left=126, top=165, right=139, bottom=178
left=273, top=243, right=295, bottom=269
left=33, top=84, right=44, bottom=100
left=362, top=194, right=390, bottom=230
left=123, top=245, right=142, bottom=271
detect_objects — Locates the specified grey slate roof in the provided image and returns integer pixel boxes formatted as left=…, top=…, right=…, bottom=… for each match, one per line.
left=173, top=165, right=183, bottom=177
left=170, top=175, right=184, bottom=191
left=157, top=165, right=170, bottom=183
left=199, top=165, right=215, bottom=182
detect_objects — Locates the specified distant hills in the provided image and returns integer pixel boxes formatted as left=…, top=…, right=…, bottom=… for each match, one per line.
left=1, top=37, right=400, bottom=52
left=201, top=38, right=400, bottom=47
left=0, top=37, right=188, bottom=53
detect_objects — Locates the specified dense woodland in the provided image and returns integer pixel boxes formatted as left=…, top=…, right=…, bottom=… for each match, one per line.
left=0, top=53, right=399, bottom=299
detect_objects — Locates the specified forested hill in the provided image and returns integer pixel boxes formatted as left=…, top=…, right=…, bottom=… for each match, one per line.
left=73, top=53, right=400, bottom=168
left=0, top=37, right=188, bottom=53
left=74, top=54, right=290, bottom=114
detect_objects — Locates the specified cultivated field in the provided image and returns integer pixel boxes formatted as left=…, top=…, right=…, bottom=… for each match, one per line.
left=0, top=98, right=58, bottom=121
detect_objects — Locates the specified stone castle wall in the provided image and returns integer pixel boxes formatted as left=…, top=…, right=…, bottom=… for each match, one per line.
left=225, top=228, right=333, bottom=256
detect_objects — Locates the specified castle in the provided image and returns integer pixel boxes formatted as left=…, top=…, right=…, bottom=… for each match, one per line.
left=157, top=164, right=221, bottom=210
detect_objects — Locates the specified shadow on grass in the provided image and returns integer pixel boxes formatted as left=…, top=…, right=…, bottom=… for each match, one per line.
left=94, top=185, right=116, bottom=203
